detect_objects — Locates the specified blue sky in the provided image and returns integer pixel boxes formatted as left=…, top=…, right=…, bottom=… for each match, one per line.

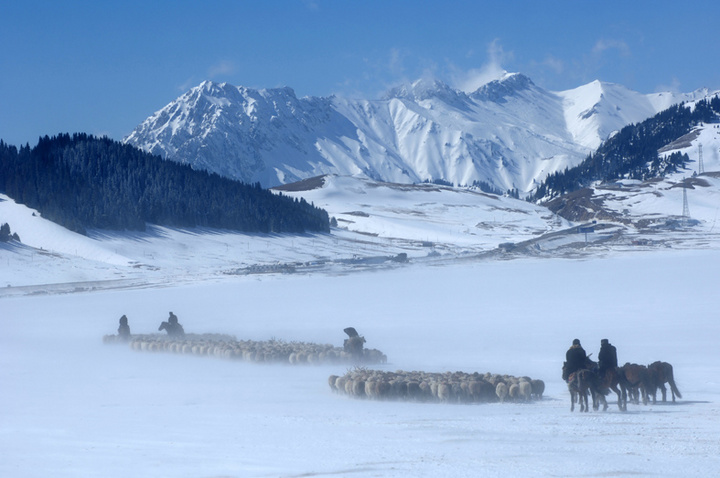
left=1, top=0, right=718, bottom=147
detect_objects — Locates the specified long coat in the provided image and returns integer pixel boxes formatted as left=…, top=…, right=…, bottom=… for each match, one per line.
left=565, top=344, right=587, bottom=376
left=598, top=343, right=618, bottom=372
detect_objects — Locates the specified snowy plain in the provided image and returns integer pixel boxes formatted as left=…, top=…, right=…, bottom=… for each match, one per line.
left=2, top=247, right=720, bottom=478
left=3, top=161, right=720, bottom=476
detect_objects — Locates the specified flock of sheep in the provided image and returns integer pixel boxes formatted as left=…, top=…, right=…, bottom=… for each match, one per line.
left=104, top=333, right=388, bottom=366
left=105, top=330, right=546, bottom=406
left=329, top=369, right=545, bottom=404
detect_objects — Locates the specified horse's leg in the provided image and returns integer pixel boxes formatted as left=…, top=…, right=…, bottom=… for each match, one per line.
left=621, top=385, right=627, bottom=409
left=570, top=389, right=575, bottom=412
left=596, top=391, right=608, bottom=411
left=611, top=385, right=623, bottom=411
left=660, top=383, right=667, bottom=402
left=590, top=389, right=598, bottom=411
left=618, top=382, right=628, bottom=411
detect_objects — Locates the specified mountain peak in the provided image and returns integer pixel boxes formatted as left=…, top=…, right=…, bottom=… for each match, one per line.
left=384, top=78, right=462, bottom=101
left=470, top=72, right=535, bottom=103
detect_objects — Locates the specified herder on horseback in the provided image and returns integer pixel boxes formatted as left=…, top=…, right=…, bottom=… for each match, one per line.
left=597, top=338, right=618, bottom=378
left=563, top=338, right=587, bottom=382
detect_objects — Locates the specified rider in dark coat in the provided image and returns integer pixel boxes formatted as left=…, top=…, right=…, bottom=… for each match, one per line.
left=158, top=312, right=185, bottom=337
left=343, top=327, right=365, bottom=360
left=597, top=338, right=618, bottom=375
left=117, top=315, right=131, bottom=340
left=563, top=338, right=587, bottom=381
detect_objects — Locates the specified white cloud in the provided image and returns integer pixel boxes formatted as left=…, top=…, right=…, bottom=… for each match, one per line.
left=452, top=39, right=510, bottom=93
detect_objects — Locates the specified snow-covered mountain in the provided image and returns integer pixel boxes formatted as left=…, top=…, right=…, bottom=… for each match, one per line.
left=123, top=74, right=706, bottom=193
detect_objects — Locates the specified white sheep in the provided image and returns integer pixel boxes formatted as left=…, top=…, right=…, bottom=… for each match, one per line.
left=496, top=382, right=509, bottom=403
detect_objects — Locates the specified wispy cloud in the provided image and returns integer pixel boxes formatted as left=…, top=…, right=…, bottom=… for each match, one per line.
left=541, top=55, right=564, bottom=75
left=655, top=77, right=682, bottom=94
left=302, top=0, right=319, bottom=10
left=592, top=39, right=631, bottom=57
left=452, top=39, right=511, bottom=93
left=388, top=47, right=406, bottom=79
left=207, top=60, right=236, bottom=79
left=178, top=76, right=197, bottom=92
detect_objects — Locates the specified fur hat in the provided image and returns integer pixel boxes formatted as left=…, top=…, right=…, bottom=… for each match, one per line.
left=601, top=338, right=609, bottom=345
left=572, top=338, right=580, bottom=346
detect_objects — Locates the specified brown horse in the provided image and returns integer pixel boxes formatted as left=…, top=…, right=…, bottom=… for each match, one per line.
left=647, top=361, right=682, bottom=403
left=619, top=363, right=652, bottom=405
left=593, top=367, right=626, bottom=412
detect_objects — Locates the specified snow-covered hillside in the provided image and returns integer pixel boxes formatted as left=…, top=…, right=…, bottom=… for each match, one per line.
left=0, top=176, right=572, bottom=289
left=124, top=73, right=709, bottom=194
left=545, top=111, right=720, bottom=233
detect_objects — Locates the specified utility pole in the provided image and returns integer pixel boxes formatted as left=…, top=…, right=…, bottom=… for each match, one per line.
left=698, top=143, right=705, bottom=175
left=681, top=177, right=690, bottom=227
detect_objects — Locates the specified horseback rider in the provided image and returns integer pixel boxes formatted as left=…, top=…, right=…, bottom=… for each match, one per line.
left=117, top=315, right=131, bottom=340
left=343, top=327, right=366, bottom=361
left=597, top=338, right=618, bottom=376
left=158, top=311, right=185, bottom=337
left=563, top=338, right=587, bottom=382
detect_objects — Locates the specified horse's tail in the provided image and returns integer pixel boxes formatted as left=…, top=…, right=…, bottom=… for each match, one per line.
left=667, top=365, right=682, bottom=399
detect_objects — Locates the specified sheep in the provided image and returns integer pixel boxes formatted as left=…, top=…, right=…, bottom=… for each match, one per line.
left=344, top=378, right=355, bottom=395
left=351, top=379, right=366, bottom=398
left=508, top=383, right=520, bottom=401
left=364, top=380, right=377, bottom=399
left=126, top=333, right=388, bottom=367
left=335, top=376, right=348, bottom=394
left=496, top=382, right=509, bottom=403
left=437, top=382, right=452, bottom=402
left=328, top=375, right=339, bottom=393
left=406, top=381, right=421, bottom=401
left=530, top=379, right=545, bottom=399
left=518, top=381, right=532, bottom=402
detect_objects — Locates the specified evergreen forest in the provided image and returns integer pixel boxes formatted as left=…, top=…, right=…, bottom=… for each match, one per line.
left=0, top=134, right=329, bottom=234
left=530, top=96, right=720, bottom=202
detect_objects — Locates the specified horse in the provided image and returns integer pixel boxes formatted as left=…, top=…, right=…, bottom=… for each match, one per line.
left=579, top=357, right=626, bottom=412
left=619, top=363, right=652, bottom=406
left=593, top=366, right=627, bottom=412
left=647, top=361, right=682, bottom=403
left=567, top=369, right=592, bottom=412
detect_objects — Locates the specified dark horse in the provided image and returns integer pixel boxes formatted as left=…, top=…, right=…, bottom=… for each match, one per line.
left=647, top=361, right=682, bottom=403
left=565, top=358, right=626, bottom=412
left=567, top=369, right=594, bottom=412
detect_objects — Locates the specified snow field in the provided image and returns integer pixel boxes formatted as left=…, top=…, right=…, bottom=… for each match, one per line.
left=2, top=249, right=720, bottom=477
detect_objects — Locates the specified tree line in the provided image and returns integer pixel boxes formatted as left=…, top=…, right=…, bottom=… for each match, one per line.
left=0, top=222, right=20, bottom=242
left=530, top=96, right=720, bottom=202
left=0, top=133, right=329, bottom=234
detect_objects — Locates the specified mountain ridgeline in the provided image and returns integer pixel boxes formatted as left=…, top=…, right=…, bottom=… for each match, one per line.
left=530, top=96, right=720, bottom=202
left=0, top=134, right=329, bottom=234
left=124, top=75, right=704, bottom=194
